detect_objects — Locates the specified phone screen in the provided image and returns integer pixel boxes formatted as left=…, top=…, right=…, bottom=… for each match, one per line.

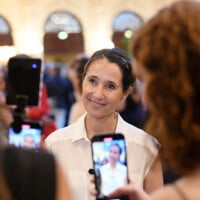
left=8, top=121, right=42, bottom=150
left=91, top=133, right=128, bottom=200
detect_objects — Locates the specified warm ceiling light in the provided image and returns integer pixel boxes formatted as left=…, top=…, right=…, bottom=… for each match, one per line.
left=57, top=30, right=68, bottom=40
left=124, top=29, right=133, bottom=39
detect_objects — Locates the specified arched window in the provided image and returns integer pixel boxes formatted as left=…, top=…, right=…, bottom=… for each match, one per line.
left=112, top=11, right=143, bottom=52
left=44, top=11, right=84, bottom=61
left=0, top=16, right=13, bottom=46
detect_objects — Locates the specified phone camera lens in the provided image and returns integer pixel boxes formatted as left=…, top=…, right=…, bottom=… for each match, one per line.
left=32, top=64, right=37, bottom=69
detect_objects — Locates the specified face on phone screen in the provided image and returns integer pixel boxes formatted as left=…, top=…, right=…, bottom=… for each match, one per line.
left=9, top=122, right=42, bottom=150
left=91, top=133, right=128, bottom=200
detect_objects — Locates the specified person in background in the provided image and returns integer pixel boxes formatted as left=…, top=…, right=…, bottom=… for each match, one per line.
left=25, top=81, right=49, bottom=120
left=68, top=54, right=89, bottom=124
left=44, top=62, right=74, bottom=127
left=45, top=48, right=163, bottom=200
left=0, top=69, right=13, bottom=145
left=41, top=114, right=57, bottom=140
left=102, top=1, right=200, bottom=199
left=25, top=82, right=57, bottom=140
left=118, top=78, right=147, bottom=129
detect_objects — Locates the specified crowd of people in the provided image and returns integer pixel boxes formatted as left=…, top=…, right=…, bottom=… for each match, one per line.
left=0, top=0, right=200, bottom=199
left=43, top=62, right=75, bottom=128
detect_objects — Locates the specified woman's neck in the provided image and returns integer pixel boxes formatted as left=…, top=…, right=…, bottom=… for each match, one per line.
left=110, top=162, right=117, bottom=170
left=85, top=113, right=118, bottom=140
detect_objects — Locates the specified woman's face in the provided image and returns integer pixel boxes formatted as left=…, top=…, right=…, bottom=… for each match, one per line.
left=108, top=145, right=121, bottom=164
left=82, top=58, right=127, bottom=119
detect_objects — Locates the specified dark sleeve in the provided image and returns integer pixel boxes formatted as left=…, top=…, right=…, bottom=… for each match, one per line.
left=2, top=147, right=56, bottom=200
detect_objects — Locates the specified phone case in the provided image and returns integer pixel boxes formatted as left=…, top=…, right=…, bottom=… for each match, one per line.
left=91, top=133, right=129, bottom=200
left=6, top=57, right=41, bottom=106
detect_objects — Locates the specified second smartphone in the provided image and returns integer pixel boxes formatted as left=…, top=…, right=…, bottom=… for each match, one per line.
left=8, top=120, right=42, bottom=150
left=91, top=133, right=129, bottom=200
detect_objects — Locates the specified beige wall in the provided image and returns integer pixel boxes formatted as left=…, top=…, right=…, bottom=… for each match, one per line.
left=0, top=0, right=178, bottom=60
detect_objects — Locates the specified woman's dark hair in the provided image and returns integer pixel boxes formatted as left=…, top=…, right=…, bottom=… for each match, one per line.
left=76, top=57, right=89, bottom=93
left=83, top=48, right=134, bottom=92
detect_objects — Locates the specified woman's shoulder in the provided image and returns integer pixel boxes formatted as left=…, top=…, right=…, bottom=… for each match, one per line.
left=45, top=114, right=86, bottom=144
left=150, top=184, right=180, bottom=200
left=45, top=123, right=76, bottom=143
left=117, top=113, right=160, bottom=154
left=117, top=114, right=159, bottom=144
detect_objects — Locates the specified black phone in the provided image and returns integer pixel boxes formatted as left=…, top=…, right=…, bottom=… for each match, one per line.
left=6, top=57, right=41, bottom=106
left=8, top=121, right=42, bottom=150
left=91, top=133, right=129, bottom=200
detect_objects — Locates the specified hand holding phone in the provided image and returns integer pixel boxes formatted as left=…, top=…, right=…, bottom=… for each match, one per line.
left=91, top=133, right=129, bottom=200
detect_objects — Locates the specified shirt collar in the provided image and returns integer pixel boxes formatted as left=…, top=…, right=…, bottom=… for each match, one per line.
left=71, top=112, right=124, bottom=143
left=71, top=113, right=90, bottom=142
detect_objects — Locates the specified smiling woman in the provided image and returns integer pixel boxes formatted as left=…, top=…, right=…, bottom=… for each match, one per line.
left=45, top=47, right=163, bottom=200
left=82, top=58, right=127, bottom=123
left=81, top=48, right=133, bottom=137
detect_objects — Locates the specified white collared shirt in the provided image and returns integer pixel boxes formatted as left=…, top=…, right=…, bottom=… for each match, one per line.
left=100, top=162, right=128, bottom=195
left=45, top=113, right=160, bottom=200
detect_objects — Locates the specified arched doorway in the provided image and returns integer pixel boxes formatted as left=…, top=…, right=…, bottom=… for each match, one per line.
left=112, top=11, right=143, bottom=53
left=0, top=16, right=15, bottom=67
left=44, top=11, right=84, bottom=63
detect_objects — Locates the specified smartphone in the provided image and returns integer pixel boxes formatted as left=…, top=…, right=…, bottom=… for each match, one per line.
left=91, top=133, right=129, bottom=200
left=6, top=57, right=41, bottom=106
left=8, top=121, right=42, bottom=150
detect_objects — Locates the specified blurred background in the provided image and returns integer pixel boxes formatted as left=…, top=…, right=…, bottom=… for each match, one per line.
left=0, top=0, right=178, bottom=67
left=0, top=0, right=183, bottom=184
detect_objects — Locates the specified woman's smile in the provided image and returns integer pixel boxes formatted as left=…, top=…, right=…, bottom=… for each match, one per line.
left=88, top=98, right=106, bottom=109
left=82, top=58, right=125, bottom=118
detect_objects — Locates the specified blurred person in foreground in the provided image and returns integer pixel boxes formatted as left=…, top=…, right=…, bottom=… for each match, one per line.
left=0, top=146, right=73, bottom=200
left=96, top=1, right=200, bottom=199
